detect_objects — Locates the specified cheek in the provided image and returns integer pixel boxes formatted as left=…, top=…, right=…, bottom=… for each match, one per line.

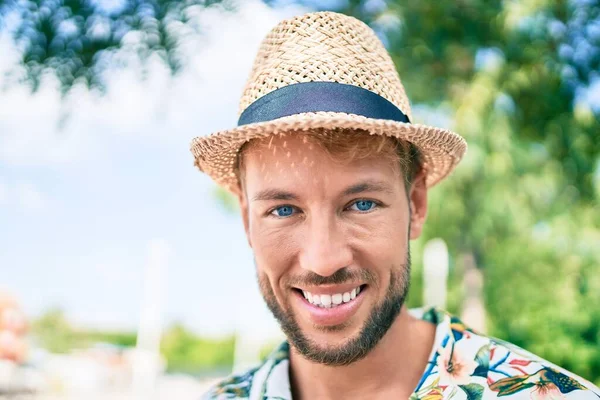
left=348, top=213, right=410, bottom=284
left=348, top=210, right=409, bottom=249
left=249, top=218, right=299, bottom=280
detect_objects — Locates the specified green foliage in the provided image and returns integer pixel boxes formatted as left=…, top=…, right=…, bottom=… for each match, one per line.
left=0, top=0, right=229, bottom=92
left=83, top=330, right=138, bottom=347
left=160, top=323, right=235, bottom=373
left=30, top=310, right=236, bottom=372
left=30, top=309, right=137, bottom=351
left=30, top=308, right=78, bottom=353
left=214, top=186, right=239, bottom=214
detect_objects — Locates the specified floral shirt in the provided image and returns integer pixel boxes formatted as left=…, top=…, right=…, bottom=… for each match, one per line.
left=203, top=308, right=600, bottom=399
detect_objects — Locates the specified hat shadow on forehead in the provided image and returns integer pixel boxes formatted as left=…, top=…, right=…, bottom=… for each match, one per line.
left=190, top=11, right=467, bottom=195
left=236, top=129, right=421, bottom=194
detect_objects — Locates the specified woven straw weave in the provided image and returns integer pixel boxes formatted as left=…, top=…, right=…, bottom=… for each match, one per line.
left=190, top=11, right=467, bottom=193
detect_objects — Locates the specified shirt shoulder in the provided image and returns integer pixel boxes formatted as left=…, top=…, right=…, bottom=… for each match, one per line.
left=486, top=337, right=600, bottom=398
left=201, top=367, right=259, bottom=400
left=201, top=342, right=291, bottom=400
left=414, top=308, right=600, bottom=399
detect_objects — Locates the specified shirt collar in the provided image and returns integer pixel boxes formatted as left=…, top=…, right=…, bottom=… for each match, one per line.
left=255, top=307, right=460, bottom=400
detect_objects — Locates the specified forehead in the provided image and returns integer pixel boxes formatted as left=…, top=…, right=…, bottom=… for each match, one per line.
left=240, top=133, right=402, bottom=195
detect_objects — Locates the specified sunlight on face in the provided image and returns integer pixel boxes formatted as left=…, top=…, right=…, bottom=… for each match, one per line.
left=239, top=133, right=421, bottom=364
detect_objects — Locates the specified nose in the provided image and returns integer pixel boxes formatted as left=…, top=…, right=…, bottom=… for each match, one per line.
left=298, top=213, right=353, bottom=277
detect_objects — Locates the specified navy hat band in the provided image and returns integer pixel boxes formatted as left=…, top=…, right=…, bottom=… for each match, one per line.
left=238, top=81, right=410, bottom=126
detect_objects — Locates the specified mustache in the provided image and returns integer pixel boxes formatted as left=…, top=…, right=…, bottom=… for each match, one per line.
left=285, top=267, right=377, bottom=288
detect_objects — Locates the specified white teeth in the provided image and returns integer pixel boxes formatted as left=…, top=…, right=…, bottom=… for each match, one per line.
left=312, top=295, right=321, bottom=305
left=303, top=286, right=363, bottom=308
left=332, top=293, right=342, bottom=305
left=320, top=295, right=332, bottom=307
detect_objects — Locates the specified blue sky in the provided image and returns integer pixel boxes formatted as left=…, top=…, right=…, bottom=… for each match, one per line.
left=0, top=0, right=306, bottom=338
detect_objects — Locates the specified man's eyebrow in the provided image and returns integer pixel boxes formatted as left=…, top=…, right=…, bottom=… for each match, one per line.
left=342, top=180, right=395, bottom=196
left=251, top=180, right=393, bottom=202
left=252, top=189, right=299, bottom=202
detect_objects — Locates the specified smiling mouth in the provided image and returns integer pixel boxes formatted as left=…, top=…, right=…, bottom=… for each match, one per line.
left=294, top=285, right=366, bottom=308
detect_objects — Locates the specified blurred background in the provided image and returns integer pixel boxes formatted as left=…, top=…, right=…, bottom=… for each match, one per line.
left=0, top=0, right=599, bottom=398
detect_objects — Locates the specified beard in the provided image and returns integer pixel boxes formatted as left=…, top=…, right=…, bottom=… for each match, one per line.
left=257, top=250, right=411, bottom=366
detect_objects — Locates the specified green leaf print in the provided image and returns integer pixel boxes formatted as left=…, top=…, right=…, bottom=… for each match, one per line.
left=459, top=383, right=484, bottom=400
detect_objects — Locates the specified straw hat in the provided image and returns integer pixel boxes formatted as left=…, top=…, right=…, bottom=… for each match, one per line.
left=190, top=11, right=467, bottom=193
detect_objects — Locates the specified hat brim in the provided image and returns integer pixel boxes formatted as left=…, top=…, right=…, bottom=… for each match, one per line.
left=190, top=111, right=467, bottom=194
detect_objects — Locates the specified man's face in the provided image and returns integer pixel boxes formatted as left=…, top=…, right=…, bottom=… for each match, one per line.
left=239, top=134, right=428, bottom=365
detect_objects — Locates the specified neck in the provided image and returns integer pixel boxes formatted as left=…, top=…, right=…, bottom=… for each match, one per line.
left=288, top=306, right=436, bottom=400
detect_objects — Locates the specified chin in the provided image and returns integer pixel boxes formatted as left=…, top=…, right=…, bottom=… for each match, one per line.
left=305, top=325, right=363, bottom=351
left=258, top=266, right=409, bottom=366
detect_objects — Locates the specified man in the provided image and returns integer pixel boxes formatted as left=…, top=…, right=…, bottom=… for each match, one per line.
left=190, top=11, right=600, bottom=400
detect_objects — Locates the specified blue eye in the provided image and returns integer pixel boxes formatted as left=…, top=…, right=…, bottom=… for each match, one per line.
left=351, top=200, right=376, bottom=212
left=271, top=205, right=295, bottom=217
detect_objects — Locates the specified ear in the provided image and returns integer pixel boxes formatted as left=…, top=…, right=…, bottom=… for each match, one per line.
left=237, top=189, right=252, bottom=248
left=408, top=169, right=428, bottom=240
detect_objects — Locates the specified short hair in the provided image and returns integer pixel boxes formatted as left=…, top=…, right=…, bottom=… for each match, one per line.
left=236, top=129, right=422, bottom=193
